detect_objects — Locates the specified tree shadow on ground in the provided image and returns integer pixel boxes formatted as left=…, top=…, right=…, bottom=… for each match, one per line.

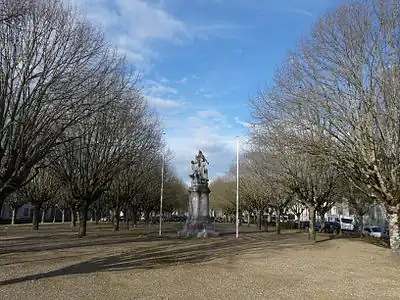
left=0, top=226, right=299, bottom=255
left=0, top=235, right=182, bottom=255
left=0, top=226, right=186, bottom=255
left=0, top=234, right=308, bottom=286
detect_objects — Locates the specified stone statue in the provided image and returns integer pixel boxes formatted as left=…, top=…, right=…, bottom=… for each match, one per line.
left=189, top=150, right=209, bottom=184
left=180, top=149, right=218, bottom=237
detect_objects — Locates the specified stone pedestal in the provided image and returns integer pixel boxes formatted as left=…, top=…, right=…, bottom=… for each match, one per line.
left=179, top=183, right=219, bottom=237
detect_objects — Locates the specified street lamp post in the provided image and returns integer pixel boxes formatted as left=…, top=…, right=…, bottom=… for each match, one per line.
left=159, top=133, right=166, bottom=236
left=236, top=135, right=239, bottom=239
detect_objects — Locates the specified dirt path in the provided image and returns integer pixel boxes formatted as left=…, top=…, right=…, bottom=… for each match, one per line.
left=0, top=224, right=399, bottom=299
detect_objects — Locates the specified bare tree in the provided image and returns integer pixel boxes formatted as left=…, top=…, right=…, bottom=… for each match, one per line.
left=90, top=197, right=107, bottom=225
left=242, top=150, right=293, bottom=234
left=341, top=179, right=375, bottom=233
left=0, top=0, right=34, bottom=24
left=284, top=153, right=339, bottom=241
left=239, top=174, right=269, bottom=230
left=16, top=168, right=60, bottom=230
left=163, top=173, right=189, bottom=214
left=247, top=110, right=340, bottom=241
left=286, top=199, right=305, bottom=232
left=266, top=0, right=400, bottom=250
left=5, top=192, right=26, bottom=224
left=55, top=189, right=70, bottom=223
left=240, top=153, right=271, bottom=230
left=0, top=0, right=123, bottom=212
left=51, top=82, right=161, bottom=237
left=209, top=176, right=236, bottom=218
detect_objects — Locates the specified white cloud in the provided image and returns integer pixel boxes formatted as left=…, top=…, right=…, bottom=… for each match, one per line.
left=176, top=74, right=199, bottom=84
left=67, top=0, right=246, bottom=180
left=144, top=79, right=183, bottom=112
left=234, top=116, right=252, bottom=128
left=294, top=9, right=313, bottom=18
left=197, top=109, right=223, bottom=119
left=165, top=108, right=240, bottom=180
left=71, top=0, right=240, bottom=69
left=176, top=77, right=188, bottom=84
left=147, top=97, right=181, bottom=108
left=196, top=88, right=215, bottom=99
left=159, top=77, right=169, bottom=84
left=148, top=83, right=177, bottom=95
left=75, top=0, right=187, bottom=68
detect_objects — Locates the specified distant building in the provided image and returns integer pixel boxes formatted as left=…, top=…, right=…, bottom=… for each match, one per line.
left=297, top=201, right=387, bottom=227
left=0, top=202, right=35, bottom=220
left=0, top=202, right=70, bottom=223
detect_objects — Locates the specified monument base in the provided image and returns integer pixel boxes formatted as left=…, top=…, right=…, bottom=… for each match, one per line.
left=179, top=221, right=219, bottom=238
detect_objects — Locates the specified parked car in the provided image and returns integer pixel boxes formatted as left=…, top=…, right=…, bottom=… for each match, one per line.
left=382, top=227, right=389, bottom=239
left=170, top=215, right=186, bottom=222
left=314, top=222, right=321, bottom=231
left=323, top=221, right=341, bottom=233
left=362, top=226, right=383, bottom=238
left=298, top=221, right=321, bottom=231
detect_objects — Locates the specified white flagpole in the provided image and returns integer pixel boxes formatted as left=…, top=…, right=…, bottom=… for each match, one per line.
left=159, top=132, right=166, bottom=236
left=236, top=136, right=239, bottom=239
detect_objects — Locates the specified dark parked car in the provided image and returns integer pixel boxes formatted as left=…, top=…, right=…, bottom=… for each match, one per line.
left=170, top=215, right=187, bottom=222
left=299, top=221, right=320, bottom=230
left=314, top=222, right=321, bottom=231
left=323, top=221, right=341, bottom=233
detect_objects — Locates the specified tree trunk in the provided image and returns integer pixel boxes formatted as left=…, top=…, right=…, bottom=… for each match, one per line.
left=126, top=213, right=130, bottom=229
left=61, top=209, right=65, bottom=223
left=354, top=212, right=364, bottom=236
left=11, top=208, right=16, bottom=225
left=123, top=208, right=129, bottom=229
left=264, top=214, right=269, bottom=232
left=95, top=208, right=100, bottom=225
left=319, top=213, right=326, bottom=233
left=257, top=210, right=262, bottom=230
left=32, top=206, right=40, bottom=230
left=275, top=209, right=281, bottom=234
left=0, top=196, right=5, bottom=220
left=296, top=213, right=301, bottom=232
left=111, top=209, right=115, bottom=223
left=78, top=203, right=89, bottom=237
left=387, top=204, right=400, bottom=251
left=71, top=209, right=77, bottom=227
left=132, top=209, right=137, bottom=228
left=41, top=209, right=45, bottom=223
left=53, top=207, right=56, bottom=223
left=113, top=207, right=120, bottom=231
left=145, top=211, right=150, bottom=225
left=308, top=206, right=316, bottom=242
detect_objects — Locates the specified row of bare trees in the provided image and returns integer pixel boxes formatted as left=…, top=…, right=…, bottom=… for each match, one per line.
left=0, top=0, right=188, bottom=236
left=245, top=0, right=399, bottom=251
left=211, top=0, right=399, bottom=250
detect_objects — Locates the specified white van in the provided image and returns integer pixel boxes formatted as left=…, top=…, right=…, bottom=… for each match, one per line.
left=330, top=215, right=355, bottom=231
left=339, top=216, right=355, bottom=231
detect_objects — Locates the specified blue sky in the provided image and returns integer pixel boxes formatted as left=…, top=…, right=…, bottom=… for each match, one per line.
left=72, top=0, right=347, bottom=183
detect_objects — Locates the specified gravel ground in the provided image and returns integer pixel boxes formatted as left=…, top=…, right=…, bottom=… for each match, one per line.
left=0, top=223, right=399, bottom=300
